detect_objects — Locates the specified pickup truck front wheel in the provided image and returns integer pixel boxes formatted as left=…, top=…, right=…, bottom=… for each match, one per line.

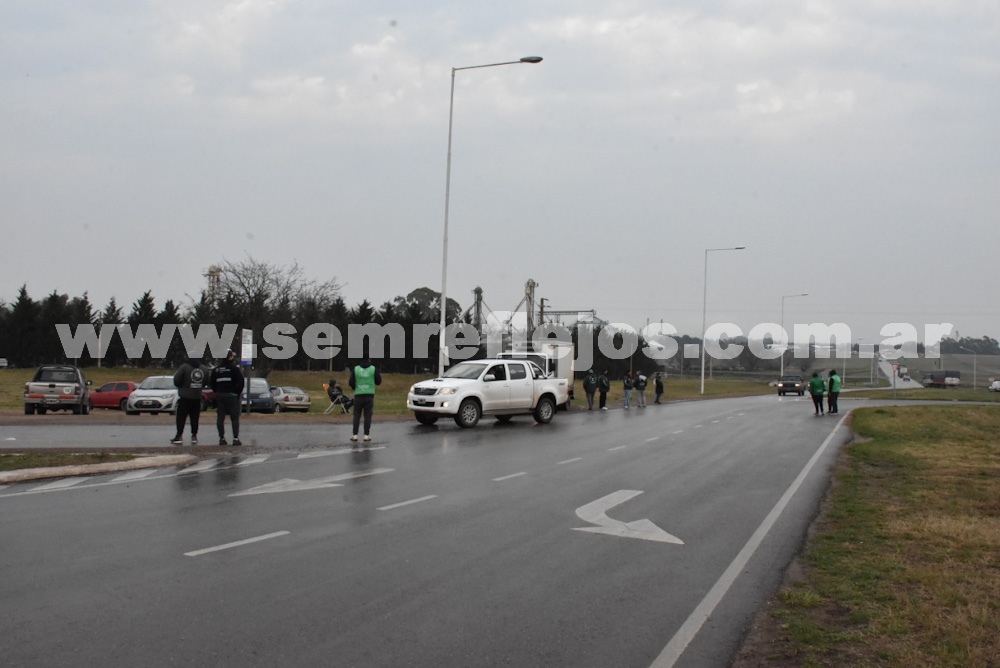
left=454, top=399, right=481, bottom=428
left=414, top=411, right=439, bottom=426
left=533, top=396, right=556, bottom=424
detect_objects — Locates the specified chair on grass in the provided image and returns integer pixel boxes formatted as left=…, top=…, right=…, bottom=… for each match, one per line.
left=323, top=382, right=353, bottom=414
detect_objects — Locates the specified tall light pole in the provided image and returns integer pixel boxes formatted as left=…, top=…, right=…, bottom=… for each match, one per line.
left=700, top=246, right=746, bottom=394
left=439, top=56, right=543, bottom=377
left=960, top=346, right=977, bottom=390
left=779, top=293, right=808, bottom=378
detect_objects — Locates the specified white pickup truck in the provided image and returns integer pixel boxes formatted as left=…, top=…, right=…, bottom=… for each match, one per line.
left=407, top=359, right=570, bottom=428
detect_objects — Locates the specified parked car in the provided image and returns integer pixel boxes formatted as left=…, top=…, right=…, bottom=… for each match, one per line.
left=776, top=375, right=806, bottom=396
left=90, top=381, right=138, bottom=411
left=988, top=380, right=1000, bottom=392
left=126, top=376, right=178, bottom=415
left=24, top=364, right=92, bottom=414
left=241, top=377, right=276, bottom=413
left=270, top=385, right=312, bottom=412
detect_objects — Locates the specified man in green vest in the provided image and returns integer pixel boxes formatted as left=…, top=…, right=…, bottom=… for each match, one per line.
left=827, top=369, right=842, bottom=415
left=349, top=357, right=382, bottom=443
left=808, top=371, right=826, bottom=416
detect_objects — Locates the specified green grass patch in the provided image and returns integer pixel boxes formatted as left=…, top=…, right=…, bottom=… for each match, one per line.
left=745, top=405, right=1000, bottom=666
left=0, top=452, right=137, bottom=472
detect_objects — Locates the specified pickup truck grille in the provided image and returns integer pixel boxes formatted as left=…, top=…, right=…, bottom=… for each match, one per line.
left=413, top=387, right=437, bottom=396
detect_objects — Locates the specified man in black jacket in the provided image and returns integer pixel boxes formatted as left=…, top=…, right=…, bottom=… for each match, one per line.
left=172, top=357, right=205, bottom=445
left=210, top=349, right=245, bottom=446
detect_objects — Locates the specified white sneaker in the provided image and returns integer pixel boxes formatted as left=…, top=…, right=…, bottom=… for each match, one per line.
left=363, top=435, right=372, bottom=442
left=350, top=434, right=358, bottom=442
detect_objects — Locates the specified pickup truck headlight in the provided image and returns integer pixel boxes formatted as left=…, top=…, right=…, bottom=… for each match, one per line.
left=438, top=387, right=457, bottom=395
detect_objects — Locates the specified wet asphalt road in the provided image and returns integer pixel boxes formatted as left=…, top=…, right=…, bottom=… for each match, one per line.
left=1, top=395, right=852, bottom=668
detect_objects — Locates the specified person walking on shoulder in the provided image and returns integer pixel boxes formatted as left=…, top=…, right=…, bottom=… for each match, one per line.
left=172, top=356, right=206, bottom=445
left=210, top=349, right=244, bottom=446
left=582, top=369, right=598, bottom=410
left=653, top=373, right=664, bottom=404
left=623, top=370, right=633, bottom=409
left=598, top=370, right=610, bottom=410
left=827, top=369, right=842, bottom=415
left=349, top=357, right=382, bottom=443
left=808, top=371, right=826, bottom=416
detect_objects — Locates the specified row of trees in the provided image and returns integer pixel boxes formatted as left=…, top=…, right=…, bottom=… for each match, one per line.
left=7, top=257, right=981, bottom=377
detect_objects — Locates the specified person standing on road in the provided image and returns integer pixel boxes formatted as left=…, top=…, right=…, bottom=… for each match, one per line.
left=635, top=371, right=648, bottom=408
left=582, top=369, right=598, bottom=410
left=172, top=356, right=206, bottom=445
left=349, top=357, right=382, bottom=443
left=808, top=371, right=826, bottom=416
left=827, top=369, right=842, bottom=415
left=210, top=349, right=245, bottom=446
left=654, top=373, right=664, bottom=404
left=623, top=370, right=633, bottom=409
left=598, top=370, right=610, bottom=410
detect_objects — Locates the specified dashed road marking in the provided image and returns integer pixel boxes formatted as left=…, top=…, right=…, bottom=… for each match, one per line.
left=608, top=445, right=628, bottom=452
left=112, top=469, right=158, bottom=482
left=493, top=472, right=526, bottom=482
left=177, top=460, right=221, bottom=475
left=185, top=531, right=290, bottom=557
left=645, top=436, right=660, bottom=442
left=31, top=477, right=87, bottom=491
left=236, top=455, right=269, bottom=467
left=557, top=457, right=582, bottom=465
left=378, top=495, right=438, bottom=511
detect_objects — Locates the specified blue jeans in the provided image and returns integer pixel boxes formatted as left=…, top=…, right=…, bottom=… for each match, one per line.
left=623, top=388, right=632, bottom=407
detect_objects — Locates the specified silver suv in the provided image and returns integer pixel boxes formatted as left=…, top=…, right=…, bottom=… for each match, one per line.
left=24, top=365, right=92, bottom=415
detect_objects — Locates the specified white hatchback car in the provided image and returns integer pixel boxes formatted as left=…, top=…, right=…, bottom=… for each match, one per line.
left=126, top=376, right=179, bottom=415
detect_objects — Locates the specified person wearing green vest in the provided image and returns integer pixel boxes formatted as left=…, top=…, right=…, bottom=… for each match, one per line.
left=827, top=369, right=842, bottom=415
left=349, top=357, right=382, bottom=443
left=808, top=371, right=826, bottom=416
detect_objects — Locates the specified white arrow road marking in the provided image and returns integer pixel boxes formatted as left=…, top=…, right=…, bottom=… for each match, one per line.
left=574, top=490, right=684, bottom=545
left=229, top=468, right=394, bottom=497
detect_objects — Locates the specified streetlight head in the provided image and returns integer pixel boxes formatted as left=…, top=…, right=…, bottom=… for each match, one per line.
left=735, top=246, right=746, bottom=250
left=520, top=56, right=543, bottom=63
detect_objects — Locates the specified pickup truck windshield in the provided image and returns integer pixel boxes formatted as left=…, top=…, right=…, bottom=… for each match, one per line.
left=442, top=363, right=488, bottom=380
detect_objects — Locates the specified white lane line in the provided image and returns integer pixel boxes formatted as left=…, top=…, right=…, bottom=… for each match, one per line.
left=711, top=420, right=720, bottom=424
left=334, top=446, right=386, bottom=454
left=112, top=469, right=158, bottom=482
left=650, top=414, right=850, bottom=668
left=645, top=436, right=660, bottom=442
left=297, top=451, right=337, bottom=459
left=493, top=472, right=526, bottom=482
left=378, top=495, right=438, bottom=511
left=31, top=477, right=88, bottom=491
left=557, top=457, right=582, bottom=465
left=185, top=531, right=290, bottom=557
left=177, top=460, right=221, bottom=475
left=608, top=445, right=628, bottom=452
left=693, top=424, right=703, bottom=429
left=672, top=430, right=684, bottom=435
left=236, top=455, right=269, bottom=467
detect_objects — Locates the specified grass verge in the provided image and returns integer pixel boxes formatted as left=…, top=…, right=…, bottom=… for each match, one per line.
left=734, top=405, right=1000, bottom=667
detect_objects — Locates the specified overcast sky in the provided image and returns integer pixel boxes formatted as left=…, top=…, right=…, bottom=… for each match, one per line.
left=3, top=1, right=998, bottom=345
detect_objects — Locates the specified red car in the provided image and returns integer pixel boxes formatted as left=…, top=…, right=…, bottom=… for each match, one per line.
left=89, top=381, right=138, bottom=411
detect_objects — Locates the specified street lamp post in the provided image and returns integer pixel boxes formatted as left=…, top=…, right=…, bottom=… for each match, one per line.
left=700, top=246, right=746, bottom=394
left=779, top=293, right=808, bottom=378
left=960, top=346, right=977, bottom=390
left=438, top=56, right=543, bottom=377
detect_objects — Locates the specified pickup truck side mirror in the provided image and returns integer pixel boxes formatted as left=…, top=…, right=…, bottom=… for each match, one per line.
left=483, top=374, right=496, bottom=382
